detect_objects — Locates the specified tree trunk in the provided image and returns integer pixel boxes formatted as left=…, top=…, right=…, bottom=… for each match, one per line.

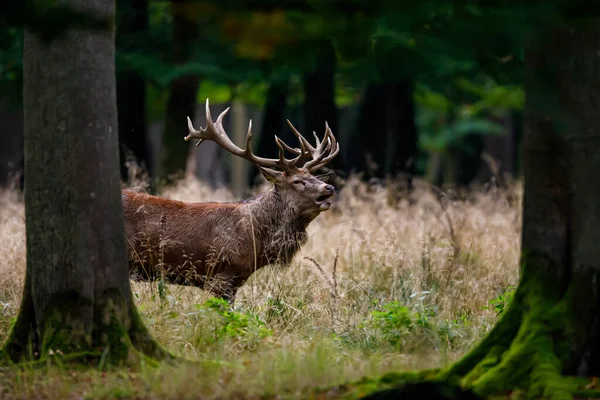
left=456, top=134, right=484, bottom=186
left=303, top=40, right=343, bottom=173
left=116, top=0, right=151, bottom=187
left=158, top=0, right=200, bottom=186
left=117, top=72, right=152, bottom=185
left=350, top=80, right=417, bottom=186
left=350, top=83, right=386, bottom=178
left=386, top=79, right=418, bottom=189
left=1, top=0, right=169, bottom=365
left=0, top=99, right=24, bottom=190
left=365, top=18, right=600, bottom=400
left=434, top=20, right=600, bottom=399
left=160, top=76, right=199, bottom=185
left=250, top=79, right=290, bottom=186
left=511, top=110, right=524, bottom=176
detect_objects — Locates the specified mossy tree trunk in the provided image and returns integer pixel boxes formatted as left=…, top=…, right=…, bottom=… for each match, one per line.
left=432, top=19, right=600, bottom=400
left=1, top=0, right=170, bottom=365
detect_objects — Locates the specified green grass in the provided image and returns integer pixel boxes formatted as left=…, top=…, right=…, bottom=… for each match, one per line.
left=0, top=175, right=521, bottom=399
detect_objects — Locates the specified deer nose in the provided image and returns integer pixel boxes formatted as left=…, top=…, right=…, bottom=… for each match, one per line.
left=325, top=184, right=335, bottom=193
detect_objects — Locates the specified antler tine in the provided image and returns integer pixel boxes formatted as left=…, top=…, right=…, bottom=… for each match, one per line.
left=312, top=131, right=321, bottom=148
left=284, top=119, right=339, bottom=171
left=277, top=139, right=304, bottom=156
left=286, top=120, right=316, bottom=153
left=186, top=98, right=307, bottom=172
left=275, top=136, right=304, bottom=167
left=303, top=121, right=340, bottom=172
left=244, top=119, right=253, bottom=152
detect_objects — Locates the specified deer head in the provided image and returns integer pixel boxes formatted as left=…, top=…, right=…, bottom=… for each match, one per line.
left=185, top=99, right=340, bottom=220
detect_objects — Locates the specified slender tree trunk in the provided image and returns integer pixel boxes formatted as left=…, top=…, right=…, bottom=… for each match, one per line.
left=116, top=0, right=152, bottom=187
left=386, top=79, right=417, bottom=188
left=115, top=0, right=151, bottom=185
left=0, top=99, right=24, bottom=190
left=1, top=0, right=169, bottom=364
left=160, top=76, right=199, bottom=185
left=350, top=80, right=417, bottom=186
left=159, top=0, right=200, bottom=185
left=303, top=40, right=343, bottom=172
left=251, top=79, right=290, bottom=186
left=117, top=73, right=152, bottom=184
left=511, top=110, right=524, bottom=176
left=456, top=134, right=484, bottom=186
left=351, top=83, right=386, bottom=178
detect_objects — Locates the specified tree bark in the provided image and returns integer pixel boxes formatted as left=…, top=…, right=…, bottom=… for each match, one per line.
left=116, top=0, right=152, bottom=187
left=158, top=0, right=200, bottom=185
left=1, top=0, right=170, bottom=365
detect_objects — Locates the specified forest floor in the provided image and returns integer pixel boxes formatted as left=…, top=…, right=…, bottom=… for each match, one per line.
left=0, top=175, right=521, bottom=399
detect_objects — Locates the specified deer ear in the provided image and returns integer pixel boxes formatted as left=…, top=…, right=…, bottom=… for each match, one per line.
left=257, top=166, right=282, bottom=184
left=316, top=171, right=332, bottom=182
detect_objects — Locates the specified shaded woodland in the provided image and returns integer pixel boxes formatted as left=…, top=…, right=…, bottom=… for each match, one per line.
left=3, top=2, right=600, bottom=400
left=0, top=1, right=532, bottom=195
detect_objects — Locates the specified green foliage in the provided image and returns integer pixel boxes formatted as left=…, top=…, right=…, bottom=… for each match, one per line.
left=371, top=301, right=414, bottom=347
left=416, top=107, right=505, bottom=155
left=196, top=297, right=272, bottom=347
left=482, top=285, right=516, bottom=317
left=370, top=299, right=471, bottom=350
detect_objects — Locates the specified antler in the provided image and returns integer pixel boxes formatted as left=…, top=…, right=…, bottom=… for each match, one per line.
left=185, top=99, right=305, bottom=172
left=286, top=120, right=340, bottom=172
left=185, top=98, right=339, bottom=173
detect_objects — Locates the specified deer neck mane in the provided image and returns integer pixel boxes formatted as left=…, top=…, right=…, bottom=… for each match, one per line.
left=244, top=187, right=310, bottom=265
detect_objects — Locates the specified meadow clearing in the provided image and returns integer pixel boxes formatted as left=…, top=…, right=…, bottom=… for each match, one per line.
left=0, top=175, right=521, bottom=399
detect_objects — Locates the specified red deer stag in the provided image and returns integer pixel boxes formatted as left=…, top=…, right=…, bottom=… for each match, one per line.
left=123, top=99, right=339, bottom=303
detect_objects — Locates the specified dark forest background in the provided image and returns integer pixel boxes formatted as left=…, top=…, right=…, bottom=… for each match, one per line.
left=1, top=2, right=571, bottom=197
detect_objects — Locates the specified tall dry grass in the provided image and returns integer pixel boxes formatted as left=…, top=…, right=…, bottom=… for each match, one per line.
left=0, top=175, right=521, bottom=399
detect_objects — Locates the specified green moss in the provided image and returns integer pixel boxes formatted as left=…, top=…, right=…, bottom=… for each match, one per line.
left=307, top=369, right=440, bottom=399
left=438, top=250, right=576, bottom=400
left=572, top=389, right=600, bottom=398
left=351, top=250, right=585, bottom=400
left=2, top=288, right=176, bottom=368
left=37, top=290, right=96, bottom=357
left=127, top=300, right=175, bottom=364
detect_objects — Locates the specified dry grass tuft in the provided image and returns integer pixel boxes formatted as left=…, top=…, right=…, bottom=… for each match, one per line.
left=0, top=175, right=521, bottom=399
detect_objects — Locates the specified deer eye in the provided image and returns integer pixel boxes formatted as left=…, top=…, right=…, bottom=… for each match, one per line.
left=293, top=180, right=305, bottom=186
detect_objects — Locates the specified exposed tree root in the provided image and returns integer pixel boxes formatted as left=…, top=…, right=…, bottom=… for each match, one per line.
left=352, top=252, right=600, bottom=400
left=437, top=253, right=575, bottom=399
left=0, top=286, right=176, bottom=368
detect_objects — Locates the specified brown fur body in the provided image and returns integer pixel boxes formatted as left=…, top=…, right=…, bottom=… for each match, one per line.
left=122, top=185, right=314, bottom=302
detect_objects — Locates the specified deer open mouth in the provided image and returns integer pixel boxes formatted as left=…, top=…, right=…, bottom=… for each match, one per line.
left=315, top=193, right=334, bottom=210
